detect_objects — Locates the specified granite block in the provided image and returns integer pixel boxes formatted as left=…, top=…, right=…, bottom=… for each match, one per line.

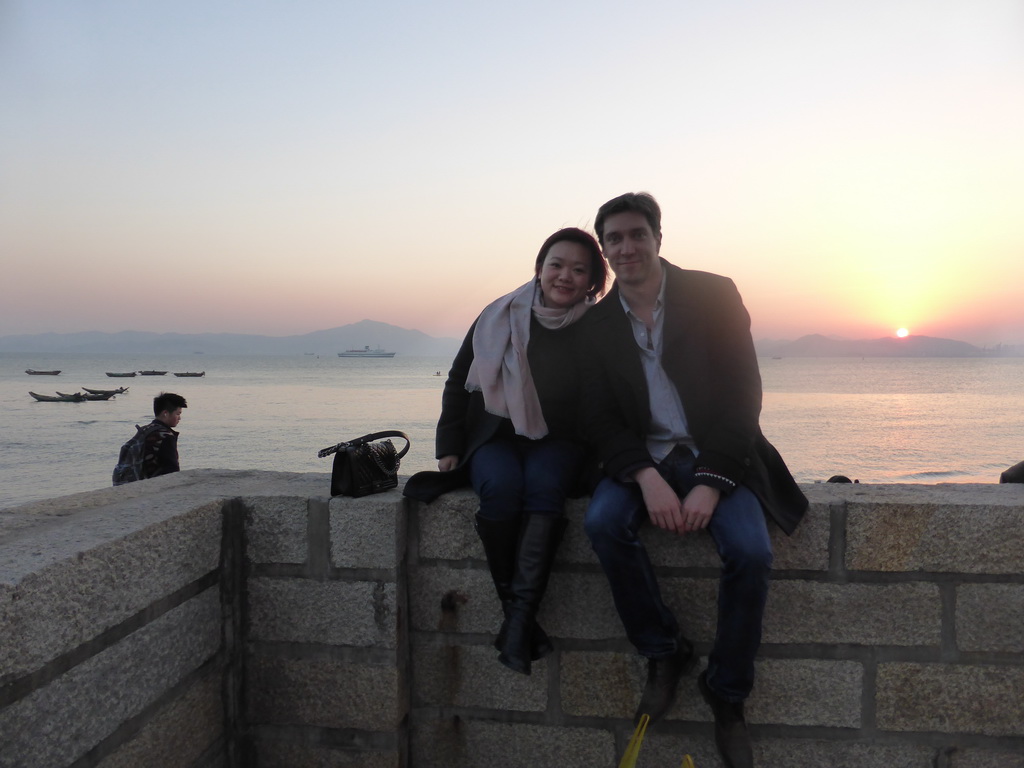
left=330, top=495, right=406, bottom=569
left=249, top=577, right=398, bottom=648
left=412, top=638, right=547, bottom=711
left=247, top=654, right=403, bottom=730
left=631, top=734, right=718, bottom=768
left=877, top=663, right=1024, bottom=736
left=408, top=565, right=498, bottom=634
left=951, top=748, right=1024, bottom=768
left=411, top=720, right=614, bottom=768
left=542, top=571, right=634, bottom=641
left=560, top=650, right=646, bottom=719
left=415, top=494, right=479, bottom=561
left=0, top=588, right=221, bottom=768
left=771, top=500, right=831, bottom=571
left=245, top=496, right=308, bottom=565
left=0, top=501, right=221, bottom=680
left=956, top=584, right=1024, bottom=653
left=764, top=581, right=941, bottom=645
left=749, top=738, right=935, bottom=768
left=746, top=658, right=862, bottom=728
left=97, top=668, right=223, bottom=768
left=847, top=502, right=1024, bottom=573
left=255, top=742, right=400, bottom=768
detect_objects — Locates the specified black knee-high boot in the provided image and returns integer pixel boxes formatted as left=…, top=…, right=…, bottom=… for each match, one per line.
left=474, top=515, right=554, bottom=660
left=497, top=513, right=568, bottom=675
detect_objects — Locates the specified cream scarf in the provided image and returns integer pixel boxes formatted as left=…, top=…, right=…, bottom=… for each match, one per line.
left=465, top=279, right=594, bottom=439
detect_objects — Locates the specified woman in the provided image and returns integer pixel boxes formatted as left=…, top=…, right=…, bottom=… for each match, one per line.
left=404, top=227, right=607, bottom=674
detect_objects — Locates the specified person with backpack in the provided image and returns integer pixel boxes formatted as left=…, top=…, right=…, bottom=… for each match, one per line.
left=112, top=392, right=188, bottom=485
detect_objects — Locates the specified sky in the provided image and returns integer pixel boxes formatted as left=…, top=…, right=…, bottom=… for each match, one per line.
left=2, top=0, right=1023, bottom=345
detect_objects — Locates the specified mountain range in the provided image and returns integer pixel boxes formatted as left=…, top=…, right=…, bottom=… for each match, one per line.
left=754, top=334, right=1021, bottom=358
left=0, top=319, right=463, bottom=357
left=1, top=322, right=1019, bottom=358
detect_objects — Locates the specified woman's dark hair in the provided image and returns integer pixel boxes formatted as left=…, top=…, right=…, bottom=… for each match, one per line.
left=533, top=227, right=608, bottom=298
left=594, top=192, right=662, bottom=247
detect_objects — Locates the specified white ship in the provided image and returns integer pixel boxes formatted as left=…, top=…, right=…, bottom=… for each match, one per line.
left=337, top=345, right=396, bottom=358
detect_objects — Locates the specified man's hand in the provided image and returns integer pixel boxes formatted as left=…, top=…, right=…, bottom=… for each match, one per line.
left=635, top=468, right=722, bottom=535
left=635, top=467, right=685, bottom=534
left=438, top=455, right=459, bottom=472
left=680, top=484, right=721, bottom=532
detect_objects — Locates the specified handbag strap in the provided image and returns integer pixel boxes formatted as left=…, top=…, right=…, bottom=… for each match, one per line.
left=318, top=430, right=411, bottom=459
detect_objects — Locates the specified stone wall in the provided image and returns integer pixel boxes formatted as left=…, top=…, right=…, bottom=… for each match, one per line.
left=1, top=471, right=1023, bottom=767
left=0, top=470, right=324, bottom=768
left=411, top=484, right=1024, bottom=768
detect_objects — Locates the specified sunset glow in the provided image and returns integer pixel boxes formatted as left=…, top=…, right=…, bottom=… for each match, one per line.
left=2, top=1, right=1023, bottom=346
left=896, top=328, right=910, bottom=338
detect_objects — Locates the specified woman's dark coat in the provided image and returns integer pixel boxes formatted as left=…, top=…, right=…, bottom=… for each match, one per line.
left=403, top=317, right=587, bottom=503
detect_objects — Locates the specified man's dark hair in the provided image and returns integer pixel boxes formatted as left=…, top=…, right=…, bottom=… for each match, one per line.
left=154, top=392, right=188, bottom=416
left=533, top=227, right=608, bottom=298
left=594, top=192, right=662, bottom=248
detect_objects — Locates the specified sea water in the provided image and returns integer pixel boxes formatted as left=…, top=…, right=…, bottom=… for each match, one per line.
left=2, top=352, right=1022, bottom=510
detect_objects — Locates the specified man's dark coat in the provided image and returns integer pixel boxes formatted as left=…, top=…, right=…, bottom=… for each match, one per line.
left=581, top=259, right=807, bottom=534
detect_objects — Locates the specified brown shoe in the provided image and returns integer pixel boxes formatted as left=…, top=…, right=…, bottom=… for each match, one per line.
left=698, top=670, right=753, bottom=768
left=632, top=636, right=696, bottom=726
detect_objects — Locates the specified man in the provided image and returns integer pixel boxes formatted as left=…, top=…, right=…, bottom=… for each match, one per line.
left=143, top=392, right=188, bottom=479
left=580, top=192, right=807, bottom=767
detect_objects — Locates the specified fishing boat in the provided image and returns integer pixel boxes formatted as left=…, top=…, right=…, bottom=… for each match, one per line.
left=58, top=390, right=116, bottom=401
left=173, top=371, right=205, bottom=377
left=83, top=386, right=129, bottom=396
left=29, top=391, right=85, bottom=402
left=337, top=346, right=396, bottom=358
left=26, top=369, right=61, bottom=375
left=138, top=370, right=168, bottom=376
left=106, top=372, right=137, bottom=378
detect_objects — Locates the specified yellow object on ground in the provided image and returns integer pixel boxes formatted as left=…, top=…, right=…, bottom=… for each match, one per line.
left=618, top=714, right=696, bottom=767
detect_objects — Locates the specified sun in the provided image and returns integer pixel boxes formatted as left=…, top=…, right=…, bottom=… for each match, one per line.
left=896, top=328, right=910, bottom=338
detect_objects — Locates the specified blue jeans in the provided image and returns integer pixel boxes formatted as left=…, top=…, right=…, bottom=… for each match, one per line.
left=470, top=437, right=584, bottom=521
left=584, top=446, right=772, bottom=702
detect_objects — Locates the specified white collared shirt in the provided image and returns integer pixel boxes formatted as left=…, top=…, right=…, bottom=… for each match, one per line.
left=618, top=274, right=696, bottom=463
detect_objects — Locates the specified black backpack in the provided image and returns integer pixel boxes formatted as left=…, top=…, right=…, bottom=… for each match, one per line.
left=112, top=423, right=163, bottom=486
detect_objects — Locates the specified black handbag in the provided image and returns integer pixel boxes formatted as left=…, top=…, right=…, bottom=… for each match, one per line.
left=317, top=431, right=411, bottom=497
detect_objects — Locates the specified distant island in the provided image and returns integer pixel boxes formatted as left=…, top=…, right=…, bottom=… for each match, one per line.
left=755, top=334, right=1022, bottom=358
left=0, top=319, right=462, bottom=357
left=1, top=322, right=1021, bottom=358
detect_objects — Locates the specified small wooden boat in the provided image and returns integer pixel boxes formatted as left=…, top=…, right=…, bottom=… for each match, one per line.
left=58, top=390, right=116, bottom=401
left=106, top=372, right=137, bottom=378
left=30, top=391, right=85, bottom=402
left=26, top=369, right=61, bottom=375
left=173, top=371, right=205, bottom=377
left=83, top=386, right=129, bottom=395
left=138, top=370, right=168, bottom=376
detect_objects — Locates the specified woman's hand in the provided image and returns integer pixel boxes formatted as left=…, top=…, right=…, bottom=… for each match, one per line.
left=438, top=455, right=459, bottom=472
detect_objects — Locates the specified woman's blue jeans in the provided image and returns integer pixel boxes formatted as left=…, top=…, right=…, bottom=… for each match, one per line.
left=583, top=446, right=772, bottom=702
left=470, top=437, right=584, bottom=521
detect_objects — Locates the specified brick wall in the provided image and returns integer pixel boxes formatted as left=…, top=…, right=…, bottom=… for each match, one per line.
left=1, top=471, right=1022, bottom=768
